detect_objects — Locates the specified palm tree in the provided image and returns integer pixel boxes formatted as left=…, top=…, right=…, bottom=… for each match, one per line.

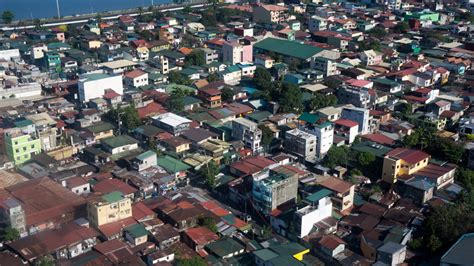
left=33, top=19, right=41, bottom=30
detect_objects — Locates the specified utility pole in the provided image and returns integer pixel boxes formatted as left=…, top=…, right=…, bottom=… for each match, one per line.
left=56, top=0, right=61, bottom=18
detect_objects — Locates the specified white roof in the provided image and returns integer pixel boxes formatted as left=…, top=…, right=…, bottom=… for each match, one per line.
left=153, top=112, right=191, bottom=127
left=101, top=59, right=136, bottom=69
left=301, top=83, right=328, bottom=93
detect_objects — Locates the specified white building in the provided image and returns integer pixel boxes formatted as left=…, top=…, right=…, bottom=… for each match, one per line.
left=232, top=118, right=262, bottom=153
left=285, top=128, right=317, bottom=162
left=153, top=112, right=191, bottom=136
left=341, top=106, right=370, bottom=134
left=295, top=189, right=332, bottom=238
left=0, top=48, right=20, bottom=61
left=308, top=16, right=328, bottom=32
left=124, top=69, right=149, bottom=88
left=78, top=73, right=124, bottom=102
left=31, top=44, right=48, bottom=60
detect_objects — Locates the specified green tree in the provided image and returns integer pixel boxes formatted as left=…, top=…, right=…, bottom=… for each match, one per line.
left=3, top=227, right=19, bottom=241
left=36, top=255, right=54, bottom=266
left=207, top=73, right=219, bottom=83
left=166, top=95, right=185, bottom=113
left=308, top=93, right=337, bottom=111
left=221, top=86, right=234, bottom=102
left=367, top=27, right=387, bottom=39
left=200, top=11, right=217, bottom=27
left=279, top=83, right=303, bottom=113
left=357, top=152, right=375, bottom=166
left=105, top=106, right=141, bottom=132
left=394, top=21, right=409, bottom=33
left=324, top=146, right=348, bottom=168
left=198, top=216, right=218, bottom=233
left=199, top=161, right=219, bottom=189
left=261, top=225, right=273, bottom=240
left=168, top=71, right=191, bottom=85
left=259, top=125, right=274, bottom=153
left=139, top=30, right=155, bottom=41
left=33, top=19, right=41, bottom=30
left=253, top=67, right=273, bottom=92
left=176, top=256, right=207, bottom=266
left=185, top=49, right=206, bottom=66
left=183, top=6, right=193, bottom=13
left=1, top=11, right=14, bottom=24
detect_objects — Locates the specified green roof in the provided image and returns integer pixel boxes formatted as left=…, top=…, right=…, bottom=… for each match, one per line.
left=102, top=191, right=124, bottom=203
left=183, top=96, right=203, bottom=106
left=298, top=112, right=321, bottom=124
left=373, top=78, right=399, bottom=86
left=133, top=124, right=163, bottom=138
left=125, top=223, right=148, bottom=238
left=102, top=135, right=137, bottom=149
left=253, top=249, right=279, bottom=261
left=85, top=122, right=115, bottom=134
left=351, top=141, right=393, bottom=158
left=157, top=155, right=191, bottom=173
left=14, top=119, right=33, bottom=128
left=254, top=38, right=323, bottom=60
left=136, top=150, right=156, bottom=161
left=205, top=237, right=245, bottom=258
left=246, top=111, right=272, bottom=122
left=305, top=188, right=332, bottom=203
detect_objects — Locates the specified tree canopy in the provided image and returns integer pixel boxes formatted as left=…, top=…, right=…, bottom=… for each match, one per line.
left=308, top=93, right=337, bottom=111
left=185, top=49, right=206, bottom=66
left=3, top=227, right=19, bottom=241
left=105, top=106, right=141, bottom=132
left=199, top=161, right=219, bottom=189
left=168, top=71, right=191, bottom=85
left=221, top=86, right=234, bottom=102
left=198, top=216, right=218, bottom=233
left=176, top=256, right=207, bottom=266
left=1, top=11, right=14, bottom=24
left=279, top=83, right=303, bottom=113
left=324, top=146, right=349, bottom=168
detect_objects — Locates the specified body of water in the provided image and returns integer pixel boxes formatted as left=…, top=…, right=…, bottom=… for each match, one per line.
left=1, top=0, right=171, bottom=20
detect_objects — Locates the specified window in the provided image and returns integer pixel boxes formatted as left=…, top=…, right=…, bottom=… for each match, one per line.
left=15, top=149, right=19, bottom=153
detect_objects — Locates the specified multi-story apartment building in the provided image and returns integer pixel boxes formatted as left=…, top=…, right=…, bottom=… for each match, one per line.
left=341, top=106, right=371, bottom=135
left=316, top=175, right=355, bottom=212
left=285, top=128, right=317, bottom=162
left=252, top=170, right=298, bottom=215
left=382, top=148, right=430, bottom=184
left=313, top=57, right=338, bottom=77
left=4, top=127, right=41, bottom=165
left=198, top=88, right=222, bottom=109
left=308, top=15, right=328, bottom=32
left=78, top=73, right=123, bottom=102
left=232, top=118, right=262, bottom=153
left=295, top=188, right=333, bottom=238
left=253, top=4, right=289, bottom=24
left=222, top=40, right=253, bottom=65
left=298, top=113, right=334, bottom=157
left=153, top=112, right=192, bottom=136
left=0, top=198, right=27, bottom=237
left=87, top=191, right=132, bottom=227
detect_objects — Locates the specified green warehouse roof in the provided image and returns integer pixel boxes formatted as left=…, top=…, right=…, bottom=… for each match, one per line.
left=85, top=122, right=115, bottom=134
left=254, top=38, right=323, bottom=60
left=102, top=135, right=137, bottom=149
left=157, top=155, right=191, bottom=173
left=305, top=188, right=332, bottom=203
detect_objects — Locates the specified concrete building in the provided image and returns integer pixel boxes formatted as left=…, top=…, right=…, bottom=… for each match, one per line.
left=295, top=189, right=333, bottom=238
left=131, top=150, right=157, bottom=172
left=87, top=191, right=132, bottom=227
left=78, top=73, right=124, bottom=102
left=334, top=119, right=359, bottom=144
left=341, top=106, right=370, bottom=135
left=253, top=4, right=289, bottom=24
left=284, top=128, right=317, bottom=162
left=222, top=40, right=253, bottom=65
left=298, top=113, right=334, bottom=157
left=153, top=112, right=192, bottom=136
left=308, top=15, right=328, bottom=32
left=252, top=170, right=298, bottom=214
left=381, top=148, right=430, bottom=184
left=4, top=127, right=41, bottom=165
left=232, top=118, right=262, bottom=153
left=0, top=199, right=27, bottom=237
left=313, top=57, right=338, bottom=77
left=377, top=242, right=407, bottom=266
left=101, top=135, right=139, bottom=155
left=124, top=69, right=149, bottom=88
left=316, top=175, right=355, bottom=212
left=202, top=48, right=219, bottom=64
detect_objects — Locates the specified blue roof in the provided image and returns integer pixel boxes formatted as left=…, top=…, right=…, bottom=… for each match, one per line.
left=305, top=188, right=332, bottom=203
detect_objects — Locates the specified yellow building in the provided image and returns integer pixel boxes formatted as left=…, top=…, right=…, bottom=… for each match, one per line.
left=382, top=148, right=430, bottom=183
left=87, top=191, right=132, bottom=227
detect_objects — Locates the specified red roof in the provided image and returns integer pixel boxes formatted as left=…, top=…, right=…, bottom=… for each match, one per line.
left=103, top=89, right=121, bottom=99
left=362, top=133, right=395, bottom=146
left=184, top=227, right=219, bottom=245
left=93, top=178, right=137, bottom=196
left=319, top=176, right=353, bottom=194
left=385, top=148, right=429, bottom=164
left=335, top=119, right=359, bottom=128
left=125, top=69, right=146, bottom=79
left=319, top=235, right=346, bottom=250
left=98, top=217, right=137, bottom=239
left=136, top=102, right=167, bottom=119
left=200, top=201, right=230, bottom=217
left=132, top=202, right=155, bottom=222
